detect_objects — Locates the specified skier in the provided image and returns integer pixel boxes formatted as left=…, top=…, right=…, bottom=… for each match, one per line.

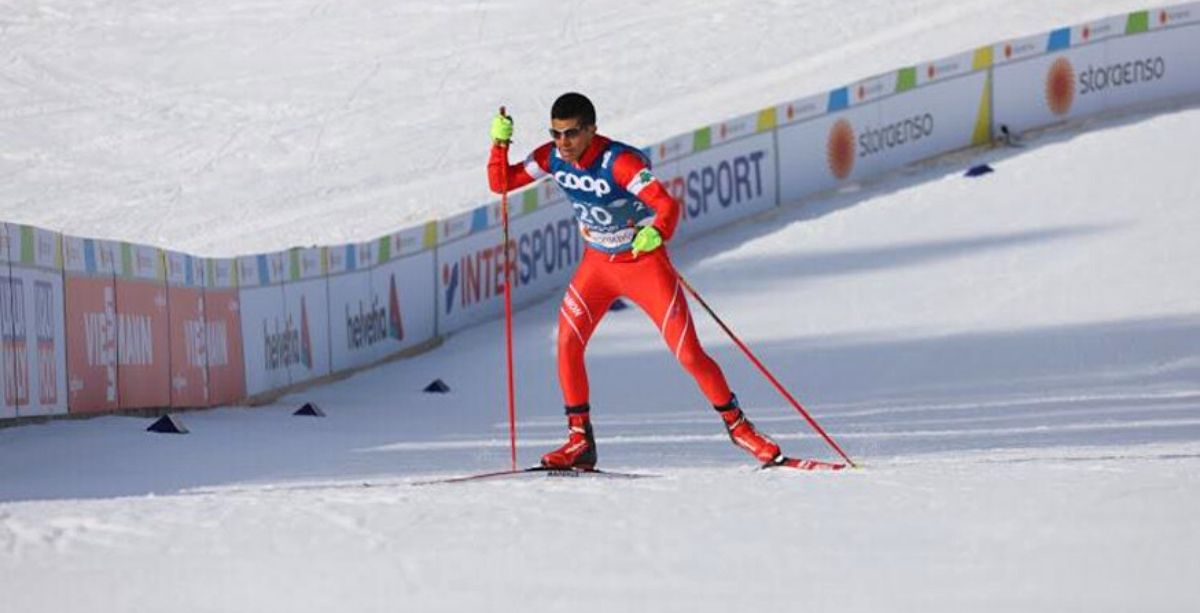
left=487, top=92, right=785, bottom=469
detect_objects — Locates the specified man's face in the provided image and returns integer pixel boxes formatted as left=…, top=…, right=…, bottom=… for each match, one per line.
left=550, top=117, right=596, bottom=163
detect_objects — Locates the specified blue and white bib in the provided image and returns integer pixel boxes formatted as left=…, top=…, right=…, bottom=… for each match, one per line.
left=530, top=140, right=657, bottom=254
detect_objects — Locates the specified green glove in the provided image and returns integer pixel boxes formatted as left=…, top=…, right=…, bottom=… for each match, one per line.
left=491, top=112, right=513, bottom=144
left=631, top=226, right=663, bottom=258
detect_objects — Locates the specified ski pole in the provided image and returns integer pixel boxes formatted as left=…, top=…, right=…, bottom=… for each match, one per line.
left=498, top=106, right=518, bottom=471
left=677, top=274, right=857, bottom=468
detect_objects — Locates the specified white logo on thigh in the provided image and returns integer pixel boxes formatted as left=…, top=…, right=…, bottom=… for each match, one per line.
left=564, top=294, right=584, bottom=318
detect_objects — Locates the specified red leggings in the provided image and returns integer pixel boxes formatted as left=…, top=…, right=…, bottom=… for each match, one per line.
left=557, top=247, right=733, bottom=409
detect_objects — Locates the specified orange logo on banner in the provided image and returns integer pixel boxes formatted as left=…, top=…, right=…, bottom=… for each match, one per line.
left=827, top=119, right=856, bottom=180
left=1046, top=57, right=1076, bottom=116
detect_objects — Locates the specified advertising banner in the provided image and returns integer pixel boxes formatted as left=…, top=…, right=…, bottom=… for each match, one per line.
left=1152, top=3, right=1200, bottom=29
left=238, top=252, right=288, bottom=396
left=115, top=243, right=170, bottom=409
left=917, top=49, right=984, bottom=87
left=4, top=226, right=68, bottom=417
left=777, top=101, right=882, bottom=204
left=1100, top=22, right=1200, bottom=112
left=203, top=258, right=245, bottom=406
left=778, top=71, right=989, bottom=204
left=707, top=108, right=764, bottom=149
left=1071, top=15, right=1129, bottom=46
left=372, top=249, right=436, bottom=354
left=847, top=72, right=899, bottom=108
left=328, top=237, right=436, bottom=371
left=0, top=224, right=15, bottom=419
left=280, top=277, right=331, bottom=387
left=382, top=223, right=433, bottom=259
left=661, top=131, right=778, bottom=240
left=165, top=250, right=209, bottom=407
left=995, top=20, right=1200, bottom=136
left=282, top=247, right=331, bottom=386
left=648, top=131, right=695, bottom=166
left=63, top=237, right=120, bottom=414
left=774, top=91, right=828, bottom=129
left=328, top=242, right=378, bottom=371
left=993, top=31, right=1114, bottom=135
left=438, top=207, right=478, bottom=245
left=437, top=201, right=582, bottom=334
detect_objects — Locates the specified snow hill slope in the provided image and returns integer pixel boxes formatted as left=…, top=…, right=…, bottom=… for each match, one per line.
left=2, top=103, right=1198, bottom=612
left=0, top=0, right=1155, bottom=255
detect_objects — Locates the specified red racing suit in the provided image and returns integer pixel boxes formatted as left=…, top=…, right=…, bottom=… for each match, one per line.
left=489, top=135, right=734, bottom=411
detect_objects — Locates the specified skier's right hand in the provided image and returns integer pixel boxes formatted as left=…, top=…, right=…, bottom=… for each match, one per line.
left=491, top=108, right=513, bottom=144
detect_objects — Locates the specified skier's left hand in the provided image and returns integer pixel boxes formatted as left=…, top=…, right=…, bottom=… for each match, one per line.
left=491, top=109, right=513, bottom=144
left=631, top=226, right=662, bottom=258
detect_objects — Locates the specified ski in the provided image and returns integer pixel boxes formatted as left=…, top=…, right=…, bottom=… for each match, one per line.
left=764, top=457, right=848, bottom=471
left=413, top=466, right=658, bottom=486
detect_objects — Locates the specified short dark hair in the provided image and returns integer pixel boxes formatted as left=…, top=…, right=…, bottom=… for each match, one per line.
left=551, top=92, right=596, bottom=126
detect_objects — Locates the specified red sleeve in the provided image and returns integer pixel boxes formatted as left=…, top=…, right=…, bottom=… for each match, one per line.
left=488, top=142, right=553, bottom=194
left=611, top=151, right=680, bottom=242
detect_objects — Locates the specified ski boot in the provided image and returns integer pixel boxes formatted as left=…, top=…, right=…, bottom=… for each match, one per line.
left=541, top=406, right=597, bottom=470
left=717, top=395, right=783, bottom=466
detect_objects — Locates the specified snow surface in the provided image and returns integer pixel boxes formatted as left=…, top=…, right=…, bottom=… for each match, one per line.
left=3, top=2, right=1200, bottom=612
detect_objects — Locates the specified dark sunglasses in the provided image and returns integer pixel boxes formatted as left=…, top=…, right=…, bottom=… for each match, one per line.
left=549, top=126, right=588, bottom=140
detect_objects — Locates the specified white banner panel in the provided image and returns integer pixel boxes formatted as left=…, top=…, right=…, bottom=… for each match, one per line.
left=238, top=285, right=288, bottom=396
left=437, top=202, right=582, bottom=334
left=281, top=277, right=331, bottom=386
left=1072, top=15, right=1128, bottom=45
left=778, top=72, right=988, bottom=204
left=289, top=247, right=324, bottom=281
left=8, top=267, right=68, bottom=416
left=329, top=238, right=435, bottom=371
left=328, top=265, right=376, bottom=370
left=1100, top=24, right=1200, bottom=111
left=993, top=35, right=1111, bottom=134
left=649, top=132, right=694, bottom=165
left=0, top=223, right=15, bottom=419
left=1153, top=3, right=1200, bottom=28
left=237, top=253, right=287, bottom=396
left=876, top=71, right=988, bottom=168
left=710, top=110, right=760, bottom=147
left=995, top=23, right=1200, bottom=136
left=371, top=251, right=436, bottom=356
left=778, top=102, right=882, bottom=203
left=919, top=50, right=977, bottom=86
left=662, top=131, right=778, bottom=240
left=775, top=92, right=828, bottom=128
left=4, top=227, right=68, bottom=417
